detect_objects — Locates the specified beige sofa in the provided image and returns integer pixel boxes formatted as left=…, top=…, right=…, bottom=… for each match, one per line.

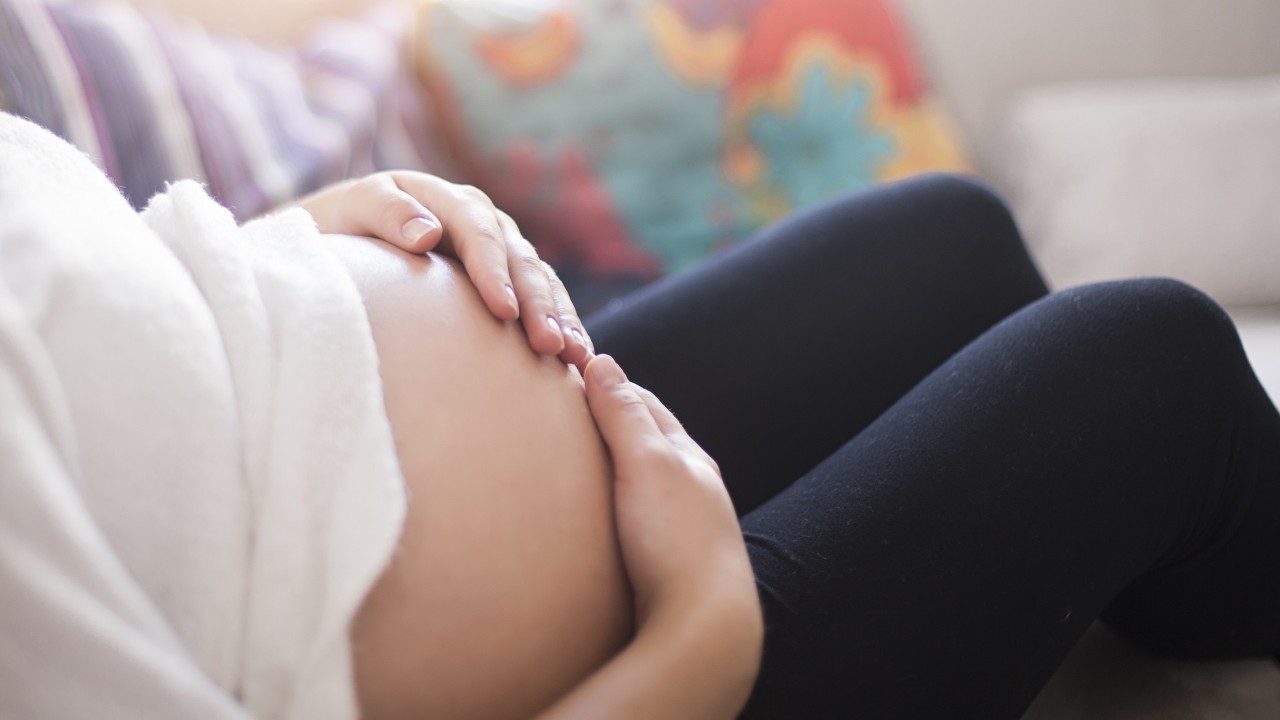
left=899, top=1, right=1280, bottom=717
left=901, top=0, right=1280, bottom=406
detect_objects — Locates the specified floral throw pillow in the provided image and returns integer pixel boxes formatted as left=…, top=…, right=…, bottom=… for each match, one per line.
left=414, top=0, right=967, bottom=311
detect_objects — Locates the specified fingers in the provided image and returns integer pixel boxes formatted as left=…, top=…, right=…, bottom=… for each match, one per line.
left=495, top=211, right=594, bottom=365
left=543, top=258, right=593, bottom=368
left=584, top=355, right=666, bottom=464
left=634, top=385, right=721, bottom=476
left=632, top=385, right=682, bottom=437
left=394, top=176, right=519, bottom=322
left=332, top=173, right=519, bottom=321
left=497, top=212, right=565, bottom=355
left=342, top=175, right=445, bottom=255
left=329, top=172, right=594, bottom=361
left=584, top=355, right=722, bottom=475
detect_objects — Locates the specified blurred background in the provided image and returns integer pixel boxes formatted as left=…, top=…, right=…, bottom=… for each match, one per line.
left=131, top=0, right=1280, bottom=399
left=16, top=1, right=1279, bottom=329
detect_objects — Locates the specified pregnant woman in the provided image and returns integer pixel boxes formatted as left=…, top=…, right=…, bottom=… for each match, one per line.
left=2, top=112, right=1278, bottom=720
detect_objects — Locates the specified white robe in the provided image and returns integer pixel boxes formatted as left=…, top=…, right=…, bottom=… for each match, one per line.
left=0, top=112, right=405, bottom=719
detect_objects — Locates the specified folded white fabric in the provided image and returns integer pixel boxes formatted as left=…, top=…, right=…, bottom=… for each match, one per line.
left=0, top=112, right=405, bottom=719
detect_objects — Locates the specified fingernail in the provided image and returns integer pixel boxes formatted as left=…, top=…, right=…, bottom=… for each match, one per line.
left=400, top=214, right=437, bottom=244
left=594, top=355, right=626, bottom=385
left=570, top=327, right=585, bottom=345
left=545, top=315, right=563, bottom=339
left=504, top=284, right=517, bottom=306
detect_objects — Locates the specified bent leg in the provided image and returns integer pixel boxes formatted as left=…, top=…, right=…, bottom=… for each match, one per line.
left=742, top=279, right=1280, bottom=719
left=588, top=175, right=1048, bottom=514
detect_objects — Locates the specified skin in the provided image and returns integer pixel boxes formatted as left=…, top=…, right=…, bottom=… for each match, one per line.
left=325, top=235, right=632, bottom=719
left=299, top=173, right=762, bottom=719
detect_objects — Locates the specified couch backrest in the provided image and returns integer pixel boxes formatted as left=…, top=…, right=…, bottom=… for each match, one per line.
left=898, top=0, right=1280, bottom=177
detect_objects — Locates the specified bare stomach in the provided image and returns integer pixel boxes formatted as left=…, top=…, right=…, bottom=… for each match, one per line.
left=322, top=235, right=633, bottom=720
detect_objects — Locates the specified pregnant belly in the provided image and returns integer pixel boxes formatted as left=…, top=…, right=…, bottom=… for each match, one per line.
left=323, top=235, right=633, bottom=720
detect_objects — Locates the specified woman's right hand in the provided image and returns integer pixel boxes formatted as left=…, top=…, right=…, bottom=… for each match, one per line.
left=582, top=355, right=760, bottom=630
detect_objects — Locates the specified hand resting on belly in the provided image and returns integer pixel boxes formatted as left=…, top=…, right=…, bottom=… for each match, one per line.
left=322, top=234, right=633, bottom=720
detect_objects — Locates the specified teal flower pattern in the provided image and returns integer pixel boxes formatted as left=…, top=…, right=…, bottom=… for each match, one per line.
left=749, top=64, right=897, bottom=211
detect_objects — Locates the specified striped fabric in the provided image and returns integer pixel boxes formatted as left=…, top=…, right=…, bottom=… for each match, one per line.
left=0, top=0, right=450, bottom=220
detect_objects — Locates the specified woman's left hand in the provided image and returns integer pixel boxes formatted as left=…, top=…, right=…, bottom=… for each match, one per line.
left=296, top=171, right=593, bottom=368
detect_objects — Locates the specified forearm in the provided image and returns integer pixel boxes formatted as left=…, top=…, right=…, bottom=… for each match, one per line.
left=535, top=587, right=763, bottom=720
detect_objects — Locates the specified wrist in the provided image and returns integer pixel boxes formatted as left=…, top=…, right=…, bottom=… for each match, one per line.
left=640, top=570, right=764, bottom=712
left=533, top=581, right=762, bottom=720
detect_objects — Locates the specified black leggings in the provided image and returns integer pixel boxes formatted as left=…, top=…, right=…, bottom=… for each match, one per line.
left=584, top=175, right=1280, bottom=719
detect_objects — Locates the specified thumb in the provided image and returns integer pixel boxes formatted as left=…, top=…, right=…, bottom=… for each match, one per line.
left=584, top=355, right=664, bottom=461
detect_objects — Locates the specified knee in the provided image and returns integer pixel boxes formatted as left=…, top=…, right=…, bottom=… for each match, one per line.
left=1055, top=278, right=1243, bottom=368
left=819, top=173, right=1022, bottom=248
left=911, top=173, right=1018, bottom=231
left=890, top=173, right=1030, bottom=261
left=910, top=172, right=1006, bottom=207
left=1069, top=277, right=1231, bottom=330
left=1133, top=277, right=1230, bottom=321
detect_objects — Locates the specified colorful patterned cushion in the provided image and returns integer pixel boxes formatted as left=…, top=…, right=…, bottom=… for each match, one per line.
left=0, top=0, right=447, bottom=220
left=414, top=0, right=968, bottom=311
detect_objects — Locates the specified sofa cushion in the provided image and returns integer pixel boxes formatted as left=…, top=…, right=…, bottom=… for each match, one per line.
left=0, top=0, right=444, bottom=220
left=1005, top=75, right=1280, bottom=307
left=897, top=0, right=1280, bottom=183
left=412, top=0, right=967, bottom=312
